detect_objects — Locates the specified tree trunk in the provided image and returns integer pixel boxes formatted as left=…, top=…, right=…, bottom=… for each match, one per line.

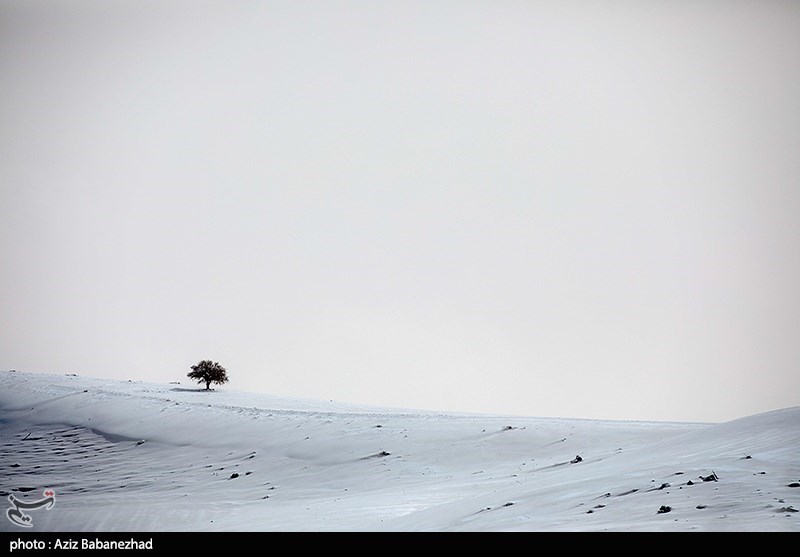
left=205, top=380, right=210, bottom=390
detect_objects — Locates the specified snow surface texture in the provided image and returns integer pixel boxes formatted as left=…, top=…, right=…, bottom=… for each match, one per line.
left=1, top=370, right=798, bottom=532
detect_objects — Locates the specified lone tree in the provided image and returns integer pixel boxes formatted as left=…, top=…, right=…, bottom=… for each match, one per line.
left=188, top=360, right=229, bottom=390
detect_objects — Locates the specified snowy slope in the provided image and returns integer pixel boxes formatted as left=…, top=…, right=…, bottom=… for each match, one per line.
left=1, top=370, right=798, bottom=531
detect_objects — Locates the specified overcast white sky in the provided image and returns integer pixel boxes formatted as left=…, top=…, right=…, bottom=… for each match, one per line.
left=2, top=0, right=799, bottom=423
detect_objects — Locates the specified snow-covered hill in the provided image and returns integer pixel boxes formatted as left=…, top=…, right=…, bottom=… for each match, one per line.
left=1, top=370, right=798, bottom=531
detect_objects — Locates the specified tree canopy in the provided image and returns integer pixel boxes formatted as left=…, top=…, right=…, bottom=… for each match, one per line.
left=187, top=360, right=229, bottom=390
